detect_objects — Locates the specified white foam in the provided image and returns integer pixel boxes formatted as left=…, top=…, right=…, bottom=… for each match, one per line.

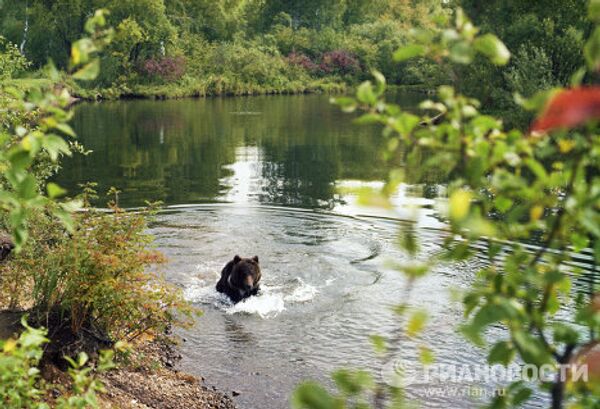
left=184, top=284, right=230, bottom=306
left=284, top=279, right=317, bottom=302
left=226, top=292, right=285, bottom=318
left=184, top=277, right=319, bottom=318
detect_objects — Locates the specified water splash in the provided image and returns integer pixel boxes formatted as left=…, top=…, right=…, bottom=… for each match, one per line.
left=227, top=291, right=285, bottom=318
left=184, top=278, right=318, bottom=318
left=284, top=279, right=317, bottom=303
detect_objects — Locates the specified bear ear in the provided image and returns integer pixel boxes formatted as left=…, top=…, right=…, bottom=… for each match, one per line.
left=252, top=255, right=259, bottom=263
left=233, top=255, right=241, bottom=263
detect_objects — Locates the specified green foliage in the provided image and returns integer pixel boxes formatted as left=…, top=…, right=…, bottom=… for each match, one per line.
left=295, top=6, right=600, bottom=409
left=0, top=319, right=47, bottom=408
left=0, top=36, right=29, bottom=80
left=458, top=0, right=589, bottom=114
left=0, top=9, right=111, bottom=251
left=0, top=317, right=114, bottom=408
left=0, top=7, right=195, bottom=380
left=0, top=189, right=196, bottom=347
left=0, top=0, right=450, bottom=96
left=504, top=45, right=556, bottom=98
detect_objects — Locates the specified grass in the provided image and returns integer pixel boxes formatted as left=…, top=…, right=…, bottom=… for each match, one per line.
left=71, top=76, right=348, bottom=100
left=0, top=78, right=53, bottom=92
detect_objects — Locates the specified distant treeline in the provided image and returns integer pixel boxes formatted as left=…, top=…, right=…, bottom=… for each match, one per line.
left=0, top=0, right=592, bottom=102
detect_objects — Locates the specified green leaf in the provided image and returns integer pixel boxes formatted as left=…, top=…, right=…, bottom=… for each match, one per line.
left=84, top=9, right=108, bottom=33
left=291, top=382, right=341, bottom=409
left=17, top=175, right=38, bottom=201
left=72, top=38, right=97, bottom=65
left=584, top=27, right=600, bottom=70
left=54, top=206, right=76, bottom=232
left=524, top=158, right=548, bottom=182
left=571, top=232, right=589, bottom=252
left=43, top=135, right=71, bottom=161
left=393, top=44, right=426, bottom=62
left=392, top=112, right=421, bottom=137
left=353, top=113, right=382, bottom=125
left=8, top=149, right=33, bottom=171
left=395, top=261, right=429, bottom=278
left=463, top=303, right=512, bottom=346
left=73, top=59, right=100, bottom=81
left=44, top=60, right=60, bottom=81
left=474, top=34, right=511, bottom=66
left=333, top=97, right=356, bottom=108
left=512, top=386, right=532, bottom=406
left=356, top=81, right=377, bottom=105
left=19, top=327, right=48, bottom=348
left=494, top=197, right=513, bottom=213
left=419, top=345, right=435, bottom=365
left=570, top=67, right=586, bottom=87
left=449, top=41, right=475, bottom=64
left=369, top=334, right=387, bottom=354
left=332, top=369, right=373, bottom=395
left=47, top=183, right=67, bottom=199
left=449, top=189, right=472, bottom=221
left=552, top=323, right=580, bottom=345
left=372, top=70, right=386, bottom=96
left=488, top=341, right=515, bottom=365
left=407, top=310, right=428, bottom=336
left=590, top=0, right=600, bottom=21
left=513, top=331, right=552, bottom=366
left=472, top=303, right=508, bottom=328
left=54, top=123, right=76, bottom=138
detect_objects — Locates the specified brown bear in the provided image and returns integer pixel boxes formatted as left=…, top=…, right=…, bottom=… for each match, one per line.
left=216, top=255, right=261, bottom=303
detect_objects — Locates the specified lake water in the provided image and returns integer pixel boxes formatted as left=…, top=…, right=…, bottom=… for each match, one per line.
left=56, top=94, right=566, bottom=408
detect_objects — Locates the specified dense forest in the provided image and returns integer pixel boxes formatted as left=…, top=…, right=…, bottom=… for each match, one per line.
left=2, top=2, right=600, bottom=408
left=0, top=0, right=592, bottom=102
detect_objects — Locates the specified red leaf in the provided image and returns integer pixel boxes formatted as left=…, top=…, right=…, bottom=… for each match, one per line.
left=531, top=87, right=600, bottom=133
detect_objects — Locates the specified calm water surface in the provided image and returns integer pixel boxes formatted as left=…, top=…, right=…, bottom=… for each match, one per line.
left=56, top=94, right=565, bottom=409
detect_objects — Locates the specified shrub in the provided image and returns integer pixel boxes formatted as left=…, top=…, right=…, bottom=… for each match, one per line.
left=0, top=36, right=30, bottom=80
left=504, top=44, right=556, bottom=98
left=141, top=55, right=186, bottom=82
left=318, top=50, right=360, bottom=77
left=3, top=195, right=195, bottom=363
left=287, top=51, right=318, bottom=72
left=0, top=10, right=195, bottom=369
left=0, top=317, right=114, bottom=408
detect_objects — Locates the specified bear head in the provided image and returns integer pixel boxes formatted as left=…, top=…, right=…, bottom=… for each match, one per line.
left=229, top=255, right=261, bottom=296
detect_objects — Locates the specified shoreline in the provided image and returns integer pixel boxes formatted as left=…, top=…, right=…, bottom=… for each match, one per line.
left=70, top=79, right=349, bottom=101
left=0, top=311, right=236, bottom=409
left=98, top=337, right=237, bottom=409
left=2, top=77, right=430, bottom=103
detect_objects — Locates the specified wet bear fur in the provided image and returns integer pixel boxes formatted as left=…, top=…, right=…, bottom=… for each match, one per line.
left=216, top=255, right=261, bottom=303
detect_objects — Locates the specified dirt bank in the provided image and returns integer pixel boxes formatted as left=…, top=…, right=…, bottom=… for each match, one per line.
left=0, top=311, right=236, bottom=409
left=98, top=338, right=236, bottom=409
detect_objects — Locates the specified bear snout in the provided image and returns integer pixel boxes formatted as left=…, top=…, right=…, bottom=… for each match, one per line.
left=243, top=275, right=254, bottom=291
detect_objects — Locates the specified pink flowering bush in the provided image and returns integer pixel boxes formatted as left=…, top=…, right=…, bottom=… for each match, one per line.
left=287, top=51, right=318, bottom=72
left=141, top=55, right=186, bottom=82
left=318, top=50, right=360, bottom=76
left=288, top=50, right=361, bottom=78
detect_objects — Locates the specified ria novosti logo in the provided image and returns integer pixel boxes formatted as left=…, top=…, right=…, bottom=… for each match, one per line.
left=381, top=360, right=589, bottom=389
